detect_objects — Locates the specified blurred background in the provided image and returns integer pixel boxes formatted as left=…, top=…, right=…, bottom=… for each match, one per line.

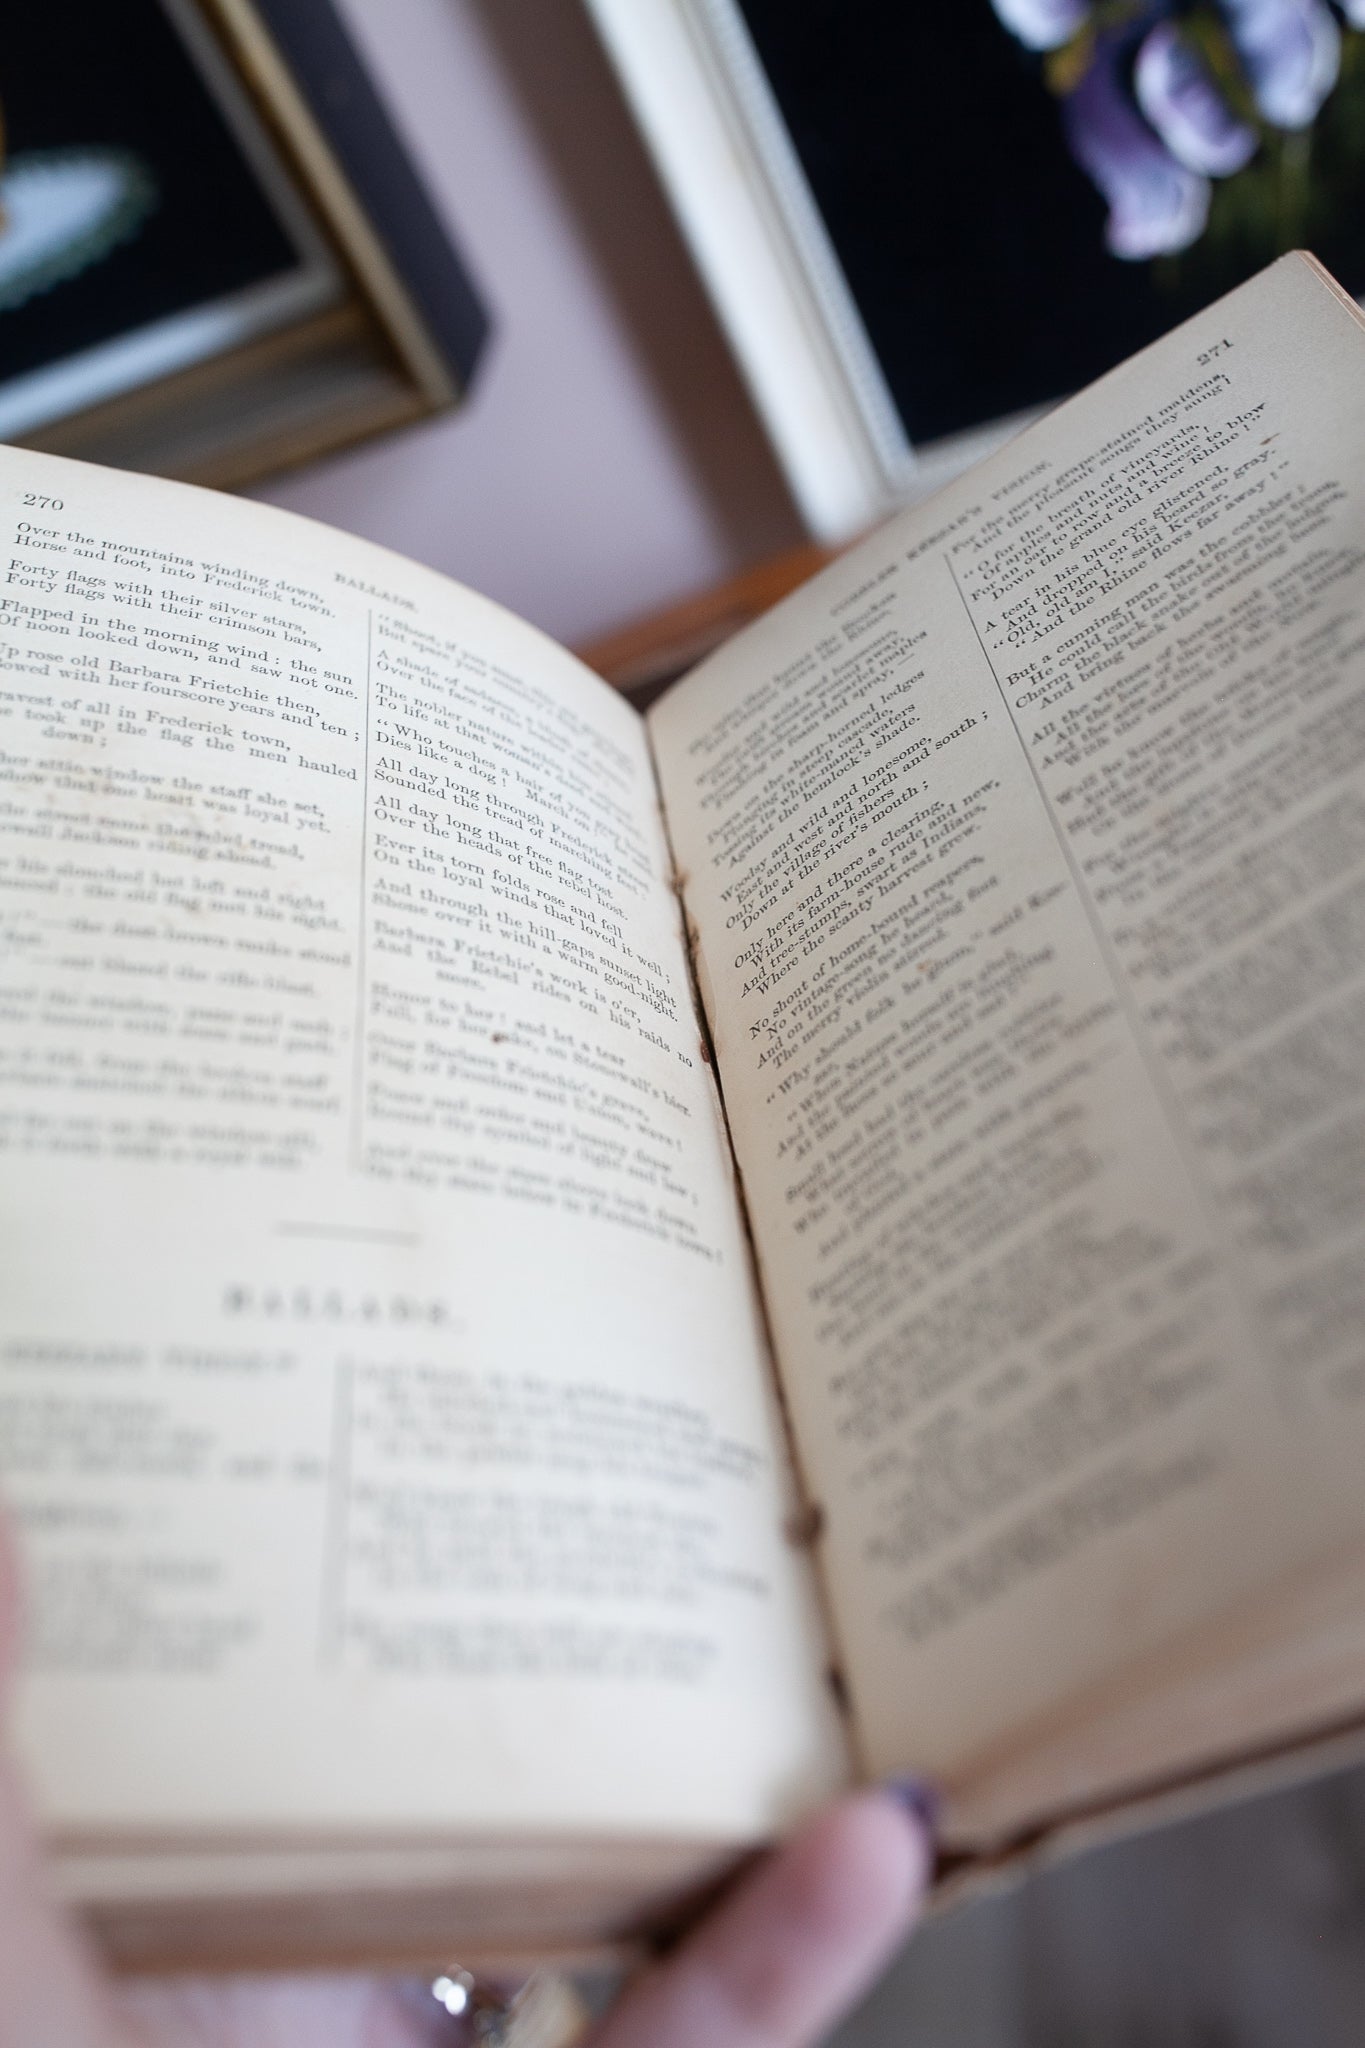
left=832, top=1761, right=1365, bottom=2046
left=8, top=0, right=1365, bottom=665
left=252, top=0, right=807, bottom=649
left=0, top=0, right=808, bottom=653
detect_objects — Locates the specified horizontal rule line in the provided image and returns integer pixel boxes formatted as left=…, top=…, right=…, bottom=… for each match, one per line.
left=273, top=1223, right=421, bottom=1247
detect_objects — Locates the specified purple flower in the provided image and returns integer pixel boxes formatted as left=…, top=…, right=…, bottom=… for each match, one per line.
left=991, top=0, right=1362, bottom=260
left=1222, top=0, right=1341, bottom=127
left=1134, top=23, right=1259, bottom=175
left=988, top=0, right=1089, bottom=52
left=1063, top=31, right=1211, bottom=258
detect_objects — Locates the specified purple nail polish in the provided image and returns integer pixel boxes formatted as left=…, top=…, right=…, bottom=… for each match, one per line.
left=883, top=1776, right=941, bottom=1840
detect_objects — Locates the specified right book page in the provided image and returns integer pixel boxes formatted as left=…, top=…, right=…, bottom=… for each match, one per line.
left=651, top=254, right=1365, bottom=1846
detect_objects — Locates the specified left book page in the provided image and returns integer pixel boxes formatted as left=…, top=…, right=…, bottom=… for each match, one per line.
left=0, top=448, right=844, bottom=1852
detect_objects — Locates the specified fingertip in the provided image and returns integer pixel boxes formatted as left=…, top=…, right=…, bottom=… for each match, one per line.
left=869, top=1783, right=937, bottom=1902
left=880, top=1773, right=941, bottom=1842
left=751, top=1790, right=931, bottom=2009
left=791, top=1789, right=934, bottom=1943
left=593, top=1792, right=933, bottom=2048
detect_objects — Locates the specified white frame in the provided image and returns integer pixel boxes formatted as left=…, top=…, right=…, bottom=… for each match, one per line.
left=583, top=0, right=1044, bottom=541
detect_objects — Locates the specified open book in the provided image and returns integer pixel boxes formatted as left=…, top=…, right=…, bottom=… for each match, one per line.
left=5, top=252, right=1365, bottom=1974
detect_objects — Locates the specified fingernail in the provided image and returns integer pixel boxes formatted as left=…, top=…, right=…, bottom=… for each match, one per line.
left=882, top=1775, right=941, bottom=1840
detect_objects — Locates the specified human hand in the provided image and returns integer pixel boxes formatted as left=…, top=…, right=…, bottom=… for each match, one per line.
left=0, top=1517, right=931, bottom=2048
left=990, top=0, right=1365, bottom=257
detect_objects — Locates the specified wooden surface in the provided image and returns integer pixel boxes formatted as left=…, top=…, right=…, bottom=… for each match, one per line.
left=832, top=1762, right=1365, bottom=2046
left=577, top=540, right=835, bottom=704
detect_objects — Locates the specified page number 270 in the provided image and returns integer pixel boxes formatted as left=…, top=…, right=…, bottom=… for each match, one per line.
left=22, top=492, right=64, bottom=511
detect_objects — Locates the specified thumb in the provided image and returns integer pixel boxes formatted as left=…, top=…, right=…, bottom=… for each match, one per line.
left=0, top=1511, right=131, bottom=2048
left=590, top=1789, right=932, bottom=2048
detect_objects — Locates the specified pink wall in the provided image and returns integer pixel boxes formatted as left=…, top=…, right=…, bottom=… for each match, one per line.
left=250, top=0, right=802, bottom=648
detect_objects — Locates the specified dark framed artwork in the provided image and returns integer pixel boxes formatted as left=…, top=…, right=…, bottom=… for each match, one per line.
left=0, top=0, right=489, bottom=484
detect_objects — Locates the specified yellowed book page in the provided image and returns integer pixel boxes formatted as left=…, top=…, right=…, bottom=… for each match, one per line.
left=951, top=1538, right=1365, bottom=1842
left=0, top=448, right=845, bottom=1843
left=650, top=253, right=1365, bottom=1839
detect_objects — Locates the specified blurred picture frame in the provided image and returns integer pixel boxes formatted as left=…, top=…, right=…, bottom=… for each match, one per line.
left=0, top=0, right=489, bottom=487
